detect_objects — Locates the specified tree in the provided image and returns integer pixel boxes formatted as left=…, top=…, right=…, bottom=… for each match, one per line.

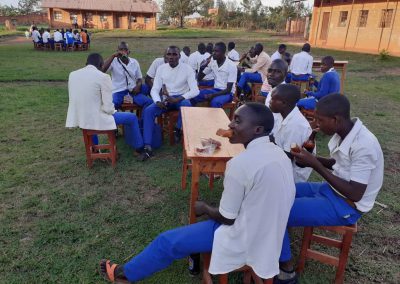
left=0, top=5, right=20, bottom=16
left=18, top=0, right=41, bottom=14
left=161, top=0, right=200, bottom=28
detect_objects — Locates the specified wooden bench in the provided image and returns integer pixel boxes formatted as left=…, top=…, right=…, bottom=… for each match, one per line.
left=82, top=129, right=117, bottom=168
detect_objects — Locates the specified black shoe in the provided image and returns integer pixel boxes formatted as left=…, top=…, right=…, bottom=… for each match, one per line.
left=273, top=272, right=298, bottom=284
left=174, top=127, right=182, bottom=143
left=139, top=145, right=153, bottom=162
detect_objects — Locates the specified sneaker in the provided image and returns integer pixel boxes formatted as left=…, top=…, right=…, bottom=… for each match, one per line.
left=139, top=145, right=153, bottom=162
left=174, top=127, right=182, bottom=144
left=273, top=271, right=298, bottom=284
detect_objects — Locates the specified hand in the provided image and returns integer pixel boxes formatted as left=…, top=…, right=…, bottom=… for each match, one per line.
left=156, top=101, right=167, bottom=109
left=291, top=148, right=319, bottom=168
left=113, top=51, right=120, bottom=58
left=166, top=96, right=183, bottom=104
left=238, top=66, right=245, bottom=72
left=131, top=85, right=141, bottom=95
left=204, top=93, right=214, bottom=100
left=195, top=201, right=208, bottom=217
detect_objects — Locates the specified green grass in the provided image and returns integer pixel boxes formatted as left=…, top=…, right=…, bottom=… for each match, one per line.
left=0, top=28, right=399, bottom=283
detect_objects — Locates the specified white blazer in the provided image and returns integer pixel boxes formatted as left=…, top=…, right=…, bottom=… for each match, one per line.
left=66, top=65, right=117, bottom=130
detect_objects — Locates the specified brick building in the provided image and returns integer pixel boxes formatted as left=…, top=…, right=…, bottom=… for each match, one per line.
left=309, top=0, right=400, bottom=56
left=41, top=0, right=159, bottom=30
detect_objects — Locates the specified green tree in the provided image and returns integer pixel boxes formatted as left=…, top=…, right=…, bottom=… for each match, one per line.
left=161, top=0, right=200, bottom=28
left=18, top=0, right=41, bottom=15
left=0, top=5, right=20, bottom=16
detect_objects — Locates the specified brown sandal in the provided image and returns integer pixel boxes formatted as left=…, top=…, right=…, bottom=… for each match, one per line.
left=100, top=259, right=130, bottom=283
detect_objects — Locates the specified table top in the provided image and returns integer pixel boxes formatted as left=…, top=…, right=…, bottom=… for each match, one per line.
left=181, top=107, right=244, bottom=159
left=313, top=60, right=348, bottom=65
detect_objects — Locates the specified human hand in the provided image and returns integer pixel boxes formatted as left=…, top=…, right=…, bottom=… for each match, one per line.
left=204, top=93, right=214, bottom=100
left=156, top=101, right=167, bottom=109
left=238, top=66, right=245, bottom=72
left=291, top=148, right=319, bottom=168
left=195, top=201, right=208, bottom=217
left=166, top=96, right=183, bottom=104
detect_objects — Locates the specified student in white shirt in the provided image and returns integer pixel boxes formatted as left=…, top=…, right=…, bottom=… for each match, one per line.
left=140, top=46, right=199, bottom=159
left=102, top=42, right=152, bottom=110
left=53, top=29, right=64, bottom=43
left=287, top=43, right=313, bottom=82
left=99, top=103, right=295, bottom=283
left=188, top=42, right=214, bottom=87
left=31, top=26, right=42, bottom=43
left=227, top=41, right=240, bottom=62
left=179, top=46, right=190, bottom=64
left=276, top=94, right=384, bottom=283
left=271, top=44, right=287, bottom=61
left=144, top=55, right=167, bottom=95
left=269, top=84, right=313, bottom=182
left=192, top=42, right=237, bottom=108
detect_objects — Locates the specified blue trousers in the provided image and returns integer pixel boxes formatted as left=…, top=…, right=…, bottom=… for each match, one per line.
left=198, top=79, right=215, bottom=87
left=192, top=88, right=233, bottom=108
left=237, top=72, right=262, bottom=94
left=297, top=97, right=317, bottom=110
left=260, top=91, right=269, bottom=98
left=285, top=73, right=310, bottom=83
left=142, top=96, right=192, bottom=146
left=113, top=89, right=153, bottom=109
left=279, top=182, right=362, bottom=262
left=123, top=220, right=220, bottom=282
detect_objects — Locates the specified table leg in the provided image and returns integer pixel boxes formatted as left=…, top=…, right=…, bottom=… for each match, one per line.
left=189, top=161, right=200, bottom=224
left=341, top=64, right=347, bottom=94
left=181, top=149, right=188, bottom=190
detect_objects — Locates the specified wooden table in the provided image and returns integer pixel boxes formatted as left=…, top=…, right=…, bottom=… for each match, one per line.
left=312, top=60, right=348, bottom=94
left=181, top=107, right=244, bottom=224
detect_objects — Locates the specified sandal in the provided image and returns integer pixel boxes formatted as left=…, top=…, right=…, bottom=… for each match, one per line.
left=99, top=259, right=130, bottom=284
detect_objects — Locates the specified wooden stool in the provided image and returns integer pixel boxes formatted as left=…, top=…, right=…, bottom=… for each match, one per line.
left=202, top=253, right=273, bottom=284
left=34, top=42, right=43, bottom=50
left=199, top=85, right=214, bottom=90
left=44, top=43, right=51, bottom=50
left=291, top=80, right=309, bottom=93
left=297, top=224, right=358, bottom=284
left=82, top=129, right=117, bottom=168
left=66, top=44, right=74, bottom=52
left=54, top=42, right=62, bottom=51
left=250, top=83, right=263, bottom=101
left=222, top=101, right=236, bottom=120
left=158, top=110, right=179, bottom=145
left=76, top=43, right=83, bottom=51
left=81, top=43, right=88, bottom=51
left=120, top=102, right=142, bottom=118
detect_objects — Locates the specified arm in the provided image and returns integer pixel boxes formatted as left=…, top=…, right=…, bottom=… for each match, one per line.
left=197, top=62, right=212, bottom=81
left=150, top=69, right=162, bottom=103
left=195, top=201, right=235, bottom=225
left=306, top=74, right=330, bottom=99
left=102, top=52, right=119, bottom=73
left=307, top=57, right=313, bottom=75
left=245, top=54, right=267, bottom=73
left=145, top=75, right=154, bottom=88
left=100, top=75, right=116, bottom=115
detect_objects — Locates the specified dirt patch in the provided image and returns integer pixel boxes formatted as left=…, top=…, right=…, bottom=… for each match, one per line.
left=141, top=187, right=163, bottom=205
left=0, top=35, right=31, bottom=45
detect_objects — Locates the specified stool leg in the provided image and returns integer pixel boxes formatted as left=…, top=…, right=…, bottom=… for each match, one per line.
left=335, top=231, right=354, bottom=284
left=208, top=174, right=214, bottom=190
left=218, top=274, right=228, bottom=284
left=109, top=132, right=117, bottom=167
left=297, top=227, right=314, bottom=273
left=82, top=130, right=93, bottom=168
left=202, top=253, right=213, bottom=284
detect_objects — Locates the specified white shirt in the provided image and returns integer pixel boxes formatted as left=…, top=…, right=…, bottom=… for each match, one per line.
left=147, top=57, right=165, bottom=79
left=66, top=65, right=116, bottom=130
left=328, top=118, right=384, bottom=212
left=273, top=107, right=313, bottom=182
left=54, top=31, right=63, bottom=42
left=150, top=62, right=199, bottom=102
left=289, top=51, right=313, bottom=75
left=209, top=137, right=295, bottom=279
left=179, top=51, right=189, bottom=64
left=202, top=58, right=237, bottom=93
left=271, top=50, right=282, bottom=61
left=42, top=31, right=51, bottom=43
left=31, top=30, right=41, bottom=43
left=107, top=57, right=143, bottom=93
left=188, top=51, right=214, bottom=80
left=227, top=49, right=240, bottom=61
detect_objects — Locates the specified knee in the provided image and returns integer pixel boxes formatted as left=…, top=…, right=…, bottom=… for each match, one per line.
left=180, top=100, right=192, bottom=107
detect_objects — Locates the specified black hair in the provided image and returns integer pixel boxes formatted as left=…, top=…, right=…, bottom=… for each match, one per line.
left=198, top=42, right=206, bottom=50
left=215, top=41, right=226, bottom=53
left=168, top=45, right=181, bottom=53
left=275, top=84, right=301, bottom=106
left=302, top=43, right=311, bottom=52
left=243, top=102, right=274, bottom=134
left=206, top=42, right=213, bottom=53
left=322, top=55, right=335, bottom=67
left=270, top=59, right=288, bottom=74
left=228, top=42, right=235, bottom=50
left=279, top=44, right=287, bottom=50
left=86, top=53, right=104, bottom=70
left=183, top=46, right=190, bottom=53
left=316, top=94, right=350, bottom=119
left=255, top=43, right=264, bottom=52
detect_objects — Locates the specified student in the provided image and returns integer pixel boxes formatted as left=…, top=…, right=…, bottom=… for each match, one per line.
left=53, top=29, right=64, bottom=44
left=140, top=46, right=199, bottom=160
left=31, top=26, right=42, bottom=43
left=227, top=41, right=240, bottom=62
left=286, top=43, right=313, bottom=83
left=144, top=52, right=167, bottom=91
left=192, top=42, right=237, bottom=108
left=64, top=29, right=74, bottom=46
left=264, top=59, right=288, bottom=106
left=188, top=42, right=214, bottom=87
left=275, top=94, right=384, bottom=283
left=99, top=103, right=295, bottom=283
left=66, top=53, right=145, bottom=156
left=271, top=44, right=287, bottom=61
left=102, top=42, right=152, bottom=110
left=79, top=28, right=87, bottom=44
left=297, top=56, right=340, bottom=110
left=237, top=43, right=271, bottom=96
left=269, top=84, right=313, bottom=182
left=42, top=28, right=52, bottom=47
left=179, top=46, right=190, bottom=64
left=206, top=42, right=213, bottom=54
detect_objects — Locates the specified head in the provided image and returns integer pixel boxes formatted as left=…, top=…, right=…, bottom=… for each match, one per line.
left=166, top=46, right=181, bottom=68
left=254, top=43, right=264, bottom=55
left=278, top=44, right=287, bottom=54
left=117, top=41, right=130, bottom=56
left=228, top=103, right=274, bottom=147
left=56, top=29, right=60, bottom=32
left=81, top=28, right=84, bottom=32
left=315, top=94, right=350, bottom=136
left=206, top=42, right=213, bottom=54
left=32, top=26, right=37, bottom=31
left=269, top=84, right=301, bottom=114
left=248, top=46, right=255, bottom=57
left=86, top=53, right=104, bottom=70
left=302, top=43, right=311, bottom=53
left=321, top=56, right=335, bottom=73
left=47, top=28, right=50, bottom=32
left=228, top=41, right=235, bottom=51
left=212, top=42, right=226, bottom=61
left=267, top=59, right=288, bottom=87
left=197, top=43, right=206, bottom=54
left=182, top=46, right=190, bottom=57
left=284, top=52, right=291, bottom=65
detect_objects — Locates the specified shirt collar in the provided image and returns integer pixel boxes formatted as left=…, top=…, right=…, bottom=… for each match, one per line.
left=246, top=136, right=271, bottom=149
left=281, top=106, right=301, bottom=126
left=328, top=118, right=363, bottom=154
left=328, top=67, right=335, bottom=72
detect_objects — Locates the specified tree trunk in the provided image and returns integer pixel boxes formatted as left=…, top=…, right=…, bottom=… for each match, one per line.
left=180, top=15, right=184, bottom=28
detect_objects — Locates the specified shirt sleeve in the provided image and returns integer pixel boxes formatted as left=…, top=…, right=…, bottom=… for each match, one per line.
left=135, top=60, right=142, bottom=79
left=307, top=56, right=313, bottom=75
left=245, top=54, right=268, bottom=73
left=228, top=63, right=237, bottom=83
left=188, top=54, right=198, bottom=71
left=147, top=59, right=158, bottom=78
left=150, top=68, right=162, bottom=103
left=349, top=143, right=377, bottom=185
left=101, top=75, right=116, bottom=115
left=182, top=68, right=199, bottom=100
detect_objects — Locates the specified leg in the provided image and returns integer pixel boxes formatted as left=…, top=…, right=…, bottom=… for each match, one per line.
left=113, top=90, right=129, bottom=109
left=191, top=89, right=217, bottom=105
left=174, top=98, right=192, bottom=130
left=237, top=72, right=262, bottom=91
left=113, top=112, right=144, bottom=149
left=123, top=220, right=221, bottom=282
left=210, top=93, right=233, bottom=108
left=142, top=103, right=164, bottom=146
left=132, top=93, right=153, bottom=109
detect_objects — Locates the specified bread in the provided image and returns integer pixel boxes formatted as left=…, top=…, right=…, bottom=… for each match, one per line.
left=216, top=128, right=233, bottom=138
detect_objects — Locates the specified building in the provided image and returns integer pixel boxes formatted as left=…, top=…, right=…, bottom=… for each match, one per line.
left=309, top=0, right=400, bottom=56
left=41, top=0, right=159, bottom=30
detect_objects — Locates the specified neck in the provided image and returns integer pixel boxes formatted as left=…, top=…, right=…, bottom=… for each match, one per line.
left=217, top=56, right=225, bottom=65
left=244, top=134, right=266, bottom=148
left=169, top=62, right=178, bottom=68
left=280, top=106, right=294, bottom=119
left=337, top=119, right=354, bottom=140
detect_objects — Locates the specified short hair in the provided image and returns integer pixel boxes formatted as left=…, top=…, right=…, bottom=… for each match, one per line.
left=198, top=42, right=206, bottom=50
left=56, top=29, right=59, bottom=31
left=228, top=42, right=235, bottom=50
left=118, top=41, right=129, bottom=50
left=47, top=28, right=50, bottom=32
left=243, top=102, right=274, bottom=134
left=183, top=46, right=190, bottom=53
left=168, top=45, right=180, bottom=53
left=215, top=42, right=226, bottom=53
left=86, top=53, right=104, bottom=70
left=316, top=94, right=350, bottom=119
left=255, top=43, right=264, bottom=52
left=278, top=44, right=287, bottom=50
left=270, top=59, right=289, bottom=73
left=322, top=56, right=335, bottom=67
left=302, top=43, right=311, bottom=52
left=275, top=84, right=301, bottom=106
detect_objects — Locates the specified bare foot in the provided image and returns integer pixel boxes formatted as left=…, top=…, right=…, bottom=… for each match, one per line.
left=99, top=259, right=130, bottom=283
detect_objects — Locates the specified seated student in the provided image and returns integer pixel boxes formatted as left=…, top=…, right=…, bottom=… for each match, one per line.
left=264, top=59, right=288, bottom=107
left=66, top=53, right=146, bottom=157
left=53, top=29, right=64, bottom=44
left=188, top=42, right=214, bottom=87
left=237, top=43, right=271, bottom=96
left=141, top=46, right=199, bottom=160
left=192, top=42, right=237, bottom=108
left=286, top=43, right=313, bottom=83
left=144, top=52, right=167, bottom=94
left=179, top=46, right=190, bottom=64
left=206, top=42, right=213, bottom=55
left=269, top=84, right=313, bottom=182
left=42, top=28, right=53, bottom=48
left=102, top=42, right=152, bottom=110
left=31, top=26, right=42, bottom=44
left=271, top=44, right=287, bottom=61
left=227, top=41, right=240, bottom=62
left=297, top=56, right=340, bottom=110
left=99, top=103, right=296, bottom=283
left=79, top=28, right=87, bottom=44
left=64, top=29, right=74, bottom=47
left=238, top=46, right=256, bottom=69
left=275, top=94, right=384, bottom=284
left=73, top=29, right=81, bottom=45
left=85, top=30, right=90, bottom=46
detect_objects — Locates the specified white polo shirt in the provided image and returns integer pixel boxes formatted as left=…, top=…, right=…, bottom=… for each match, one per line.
left=54, top=31, right=63, bottom=42
left=289, top=51, right=313, bottom=75
left=328, top=118, right=384, bottom=212
left=107, top=57, right=143, bottom=93
left=273, top=107, right=313, bottom=182
left=271, top=50, right=282, bottom=61
left=150, top=62, right=199, bottom=102
left=227, top=49, right=240, bottom=61
left=188, top=51, right=214, bottom=80
left=202, top=57, right=237, bottom=93
left=180, top=51, right=189, bottom=64
left=31, top=30, right=41, bottom=43
left=42, top=31, right=51, bottom=43
left=209, top=136, right=295, bottom=279
left=147, top=57, right=166, bottom=79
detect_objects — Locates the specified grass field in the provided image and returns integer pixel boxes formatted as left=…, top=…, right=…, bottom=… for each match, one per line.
left=0, top=28, right=399, bottom=284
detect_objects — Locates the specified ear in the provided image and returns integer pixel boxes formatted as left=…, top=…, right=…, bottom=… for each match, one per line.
left=254, top=126, right=264, bottom=135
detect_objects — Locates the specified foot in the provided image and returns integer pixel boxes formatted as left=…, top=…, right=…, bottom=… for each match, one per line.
left=273, top=268, right=298, bottom=284
left=139, top=145, right=153, bottom=162
left=174, top=127, right=182, bottom=144
left=99, top=259, right=130, bottom=283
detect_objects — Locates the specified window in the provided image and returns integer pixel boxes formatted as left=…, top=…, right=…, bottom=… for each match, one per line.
left=130, top=16, right=137, bottom=23
left=380, top=9, right=393, bottom=28
left=338, top=11, right=348, bottom=27
left=357, top=10, right=368, bottom=27
left=144, top=17, right=151, bottom=24
left=100, top=14, right=108, bottom=22
left=54, top=11, right=62, bottom=20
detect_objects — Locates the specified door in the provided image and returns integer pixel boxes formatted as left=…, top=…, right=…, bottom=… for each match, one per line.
left=319, top=12, right=330, bottom=41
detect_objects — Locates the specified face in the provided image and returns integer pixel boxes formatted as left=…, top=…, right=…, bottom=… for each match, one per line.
left=320, top=60, right=331, bottom=73
left=269, top=89, right=285, bottom=113
left=228, top=105, right=260, bottom=146
left=267, top=64, right=286, bottom=87
left=166, top=47, right=180, bottom=67
left=118, top=47, right=129, bottom=56
left=198, top=45, right=206, bottom=54
left=279, top=47, right=286, bottom=54
left=212, top=45, right=224, bottom=61
left=314, top=110, right=337, bottom=136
